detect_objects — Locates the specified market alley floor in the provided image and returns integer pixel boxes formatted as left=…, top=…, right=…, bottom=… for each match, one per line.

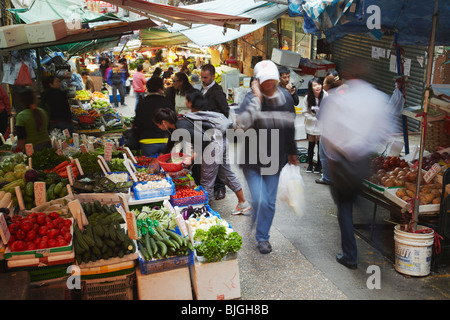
left=117, top=92, right=450, bottom=301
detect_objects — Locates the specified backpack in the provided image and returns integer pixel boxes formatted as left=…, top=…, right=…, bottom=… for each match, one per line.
left=181, top=111, right=231, bottom=134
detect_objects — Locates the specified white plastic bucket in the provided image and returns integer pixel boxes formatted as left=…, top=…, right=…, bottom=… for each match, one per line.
left=394, top=224, right=434, bottom=276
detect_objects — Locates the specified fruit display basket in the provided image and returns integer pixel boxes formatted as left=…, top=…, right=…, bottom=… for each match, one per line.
left=132, top=177, right=175, bottom=200
left=78, top=115, right=95, bottom=124
left=170, top=186, right=208, bottom=207
left=157, top=153, right=188, bottom=172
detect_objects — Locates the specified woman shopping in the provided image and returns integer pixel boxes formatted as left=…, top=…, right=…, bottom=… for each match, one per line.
left=14, top=86, right=51, bottom=152
left=164, top=72, right=196, bottom=114
left=302, top=78, right=327, bottom=173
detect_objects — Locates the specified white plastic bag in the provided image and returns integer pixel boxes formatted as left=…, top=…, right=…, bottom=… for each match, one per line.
left=277, top=164, right=305, bottom=216
left=389, top=83, right=405, bottom=115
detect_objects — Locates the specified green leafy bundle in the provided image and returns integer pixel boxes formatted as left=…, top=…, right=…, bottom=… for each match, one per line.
left=194, top=225, right=242, bottom=263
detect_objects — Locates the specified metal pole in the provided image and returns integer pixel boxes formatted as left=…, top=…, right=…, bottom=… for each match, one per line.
left=412, top=0, right=439, bottom=231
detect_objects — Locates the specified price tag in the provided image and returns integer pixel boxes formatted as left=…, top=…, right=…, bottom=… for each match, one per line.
left=97, top=159, right=107, bottom=175
left=66, top=165, right=75, bottom=186
left=9, top=117, right=14, bottom=134
left=34, top=181, right=46, bottom=207
left=88, top=141, right=95, bottom=152
left=0, top=213, right=11, bottom=245
left=123, top=159, right=137, bottom=182
left=124, top=147, right=137, bottom=164
left=9, top=134, right=15, bottom=144
left=66, top=184, right=73, bottom=198
left=54, top=139, right=61, bottom=150
left=0, top=133, right=5, bottom=144
left=424, top=163, right=441, bottom=183
left=72, top=133, right=80, bottom=148
left=104, top=142, right=113, bottom=162
left=81, top=134, right=88, bottom=146
left=80, top=144, right=88, bottom=154
left=28, top=157, right=33, bottom=169
left=62, top=140, right=69, bottom=150
left=68, top=199, right=88, bottom=228
left=74, top=158, right=84, bottom=176
left=25, top=143, right=34, bottom=156
left=63, top=129, right=71, bottom=139
left=56, top=149, right=63, bottom=156
left=15, top=186, right=25, bottom=210
left=98, top=155, right=110, bottom=172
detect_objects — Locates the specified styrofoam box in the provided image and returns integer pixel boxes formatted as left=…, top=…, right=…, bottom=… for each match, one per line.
left=0, top=24, right=28, bottom=48
left=271, top=48, right=302, bottom=68
left=24, top=19, right=68, bottom=44
left=136, top=266, right=192, bottom=300
left=190, top=258, right=241, bottom=300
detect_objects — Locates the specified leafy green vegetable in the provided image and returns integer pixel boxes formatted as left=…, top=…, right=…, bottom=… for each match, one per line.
left=72, top=152, right=101, bottom=174
left=30, top=148, right=68, bottom=171
left=194, top=225, right=242, bottom=263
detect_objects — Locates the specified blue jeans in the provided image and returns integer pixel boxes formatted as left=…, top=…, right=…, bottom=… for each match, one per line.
left=243, top=168, right=280, bottom=242
left=140, top=143, right=166, bottom=157
left=135, top=91, right=146, bottom=110
left=337, top=199, right=357, bottom=265
left=319, top=140, right=332, bottom=182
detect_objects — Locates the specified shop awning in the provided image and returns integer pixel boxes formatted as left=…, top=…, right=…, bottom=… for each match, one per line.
left=168, top=0, right=288, bottom=47
left=140, top=28, right=190, bottom=47
left=11, top=0, right=124, bottom=24
left=101, top=0, right=257, bottom=30
left=298, top=0, right=450, bottom=45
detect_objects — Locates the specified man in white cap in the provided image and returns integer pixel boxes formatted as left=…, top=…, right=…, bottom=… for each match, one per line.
left=235, top=60, right=298, bottom=254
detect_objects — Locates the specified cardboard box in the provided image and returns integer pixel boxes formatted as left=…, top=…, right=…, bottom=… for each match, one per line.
left=136, top=266, right=193, bottom=300
left=0, top=24, right=28, bottom=48
left=24, top=19, right=67, bottom=44
left=190, top=257, right=241, bottom=300
left=271, top=48, right=302, bottom=68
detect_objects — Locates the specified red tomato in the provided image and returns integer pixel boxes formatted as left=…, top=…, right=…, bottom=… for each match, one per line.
left=63, top=233, right=72, bottom=243
left=32, top=223, right=39, bottom=232
left=33, top=237, right=42, bottom=245
left=26, top=230, right=37, bottom=242
left=20, top=220, right=33, bottom=233
left=60, top=226, right=70, bottom=235
left=41, top=236, right=48, bottom=242
left=15, top=229, right=26, bottom=240
left=27, top=215, right=37, bottom=224
left=47, top=229, right=59, bottom=239
left=63, top=219, right=72, bottom=228
left=45, top=221, right=55, bottom=229
left=38, top=226, right=48, bottom=236
left=37, top=215, right=46, bottom=226
left=49, top=212, right=59, bottom=220
left=37, top=241, right=48, bottom=249
left=56, top=239, right=68, bottom=247
left=7, top=235, right=15, bottom=246
left=8, top=223, right=19, bottom=235
left=48, top=239, right=57, bottom=248
left=11, top=241, right=27, bottom=252
left=26, top=242, right=36, bottom=251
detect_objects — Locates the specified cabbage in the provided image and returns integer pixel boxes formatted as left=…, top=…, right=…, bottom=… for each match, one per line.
left=24, top=169, right=39, bottom=182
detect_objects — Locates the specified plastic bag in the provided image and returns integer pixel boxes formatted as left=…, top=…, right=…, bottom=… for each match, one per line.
left=388, top=83, right=405, bottom=115
left=277, top=164, right=305, bottom=216
left=14, top=62, right=33, bottom=86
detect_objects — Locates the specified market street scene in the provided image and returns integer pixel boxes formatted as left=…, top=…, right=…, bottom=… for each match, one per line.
left=0, top=0, right=450, bottom=305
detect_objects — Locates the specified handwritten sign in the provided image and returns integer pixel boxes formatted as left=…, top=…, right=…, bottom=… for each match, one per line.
left=62, top=140, right=69, bottom=150
left=424, top=163, right=441, bottom=183
left=34, top=182, right=46, bottom=207
left=80, top=144, right=88, bottom=154
left=15, top=186, right=25, bottom=210
left=0, top=213, right=11, bottom=245
left=66, top=166, right=75, bottom=186
left=72, top=133, right=80, bottom=148
left=63, top=129, right=71, bottom=139
left=104, top=142, right=113, bottom=162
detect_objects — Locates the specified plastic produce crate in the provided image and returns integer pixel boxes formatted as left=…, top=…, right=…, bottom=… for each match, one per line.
left=132, top=177, right=175, bottom=200
left=78, top=270, right=136, bottom=300
left=138, top=250, right=194, bottom=275
left=170, top=186, right=208, bottom=207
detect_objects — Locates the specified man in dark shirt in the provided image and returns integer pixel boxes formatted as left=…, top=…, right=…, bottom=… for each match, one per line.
left=200, top=64, right=229, bottom=200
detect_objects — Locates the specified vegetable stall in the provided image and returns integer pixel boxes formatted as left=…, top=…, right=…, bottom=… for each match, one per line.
left=0, top=132, right=243, bottom=300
